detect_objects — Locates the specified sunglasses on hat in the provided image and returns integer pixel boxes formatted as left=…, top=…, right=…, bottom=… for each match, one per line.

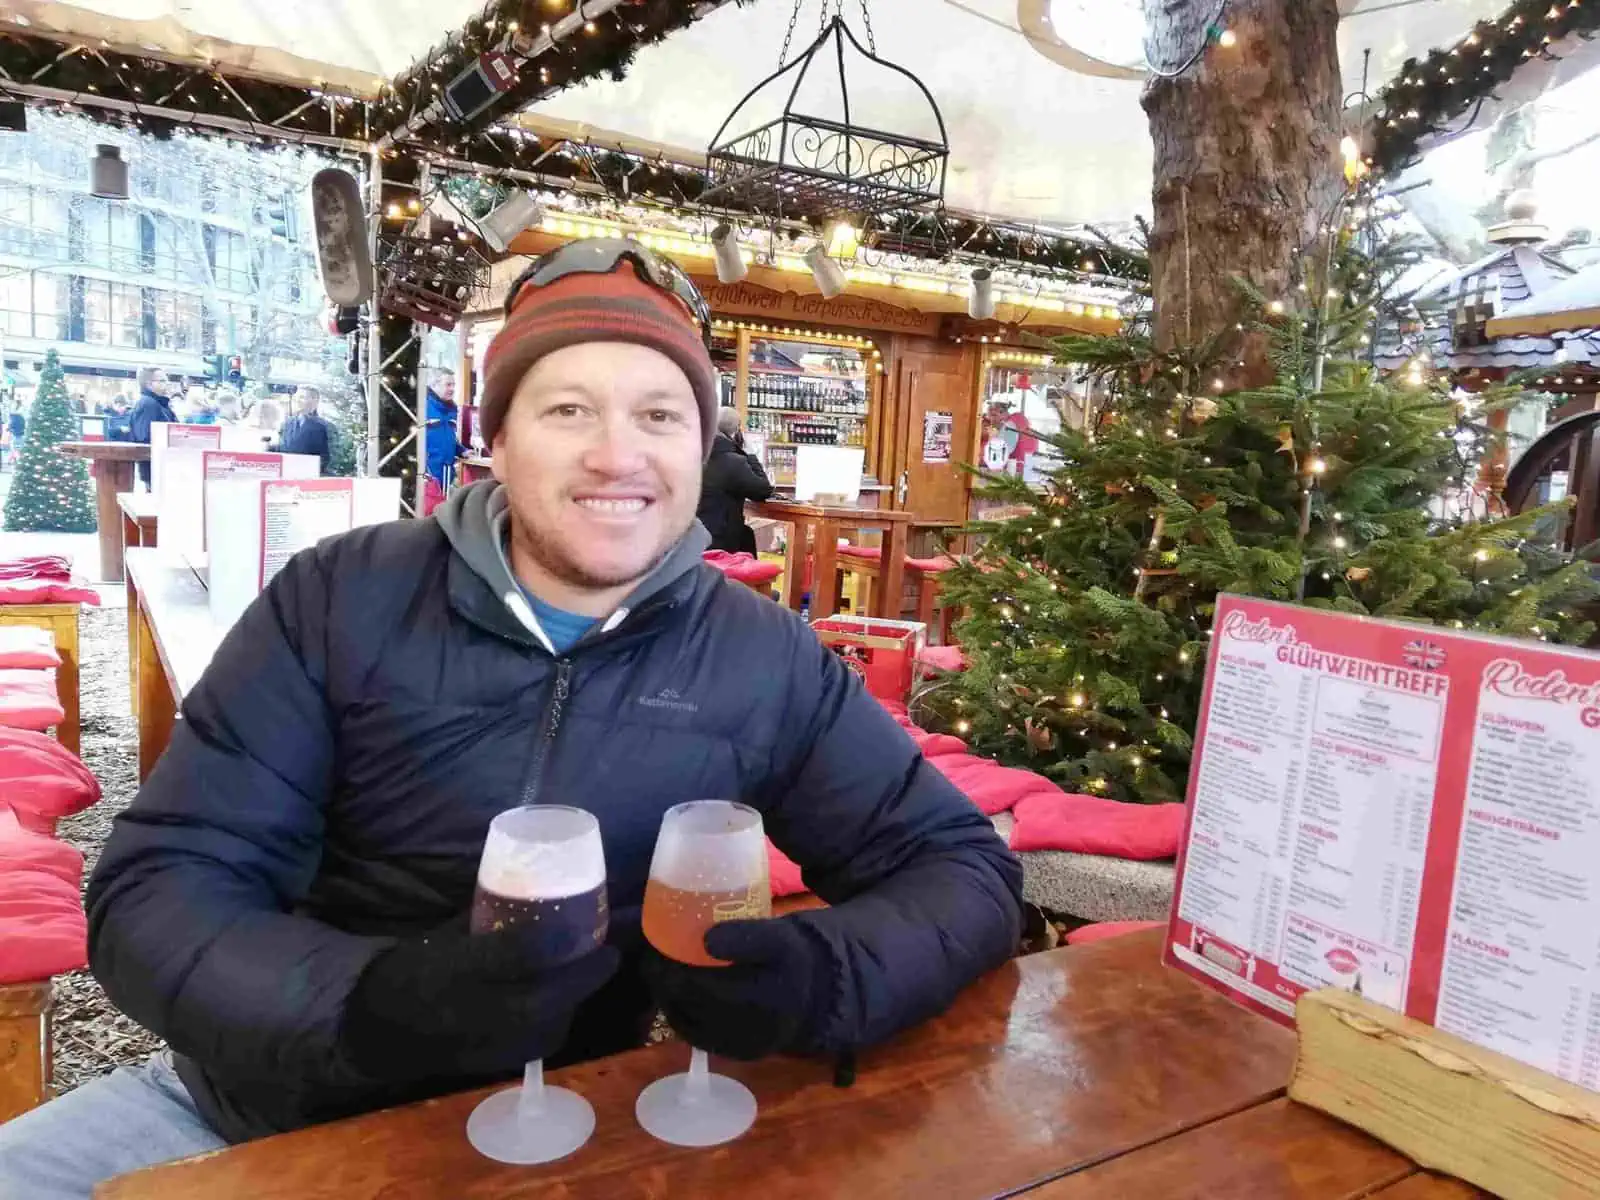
left=504, top=238, right=714, bottom=348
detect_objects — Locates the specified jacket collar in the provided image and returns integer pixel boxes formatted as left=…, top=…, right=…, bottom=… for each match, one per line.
left=436, top=480, right=711, bottom=655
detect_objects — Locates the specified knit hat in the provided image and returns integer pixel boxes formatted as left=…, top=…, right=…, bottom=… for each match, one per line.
left=480, top=261, right=719, bottom=456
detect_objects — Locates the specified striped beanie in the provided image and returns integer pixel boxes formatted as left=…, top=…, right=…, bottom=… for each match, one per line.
left=480, top=260, right=719, bottom=457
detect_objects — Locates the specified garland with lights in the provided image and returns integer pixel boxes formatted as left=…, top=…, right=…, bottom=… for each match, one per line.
left=0, top=32, right=373, bottom=144
left=1368, top=0, right=1600, bottom=177
left=375, top=0, right=751, bottom=145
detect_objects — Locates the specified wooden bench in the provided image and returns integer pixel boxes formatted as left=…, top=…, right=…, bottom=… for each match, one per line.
left=0, top=981, right=52, bottom=1125
left=0, top=603, right=81, bottom=755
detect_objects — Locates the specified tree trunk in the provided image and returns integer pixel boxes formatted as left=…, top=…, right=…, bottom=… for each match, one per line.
left=1142, top=0, right=1343, bottom=380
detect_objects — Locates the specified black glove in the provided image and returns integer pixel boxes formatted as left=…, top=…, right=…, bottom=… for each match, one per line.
left=341, top=920, right=620, bottom=1082
left=643, top=917, right=835, bottom=1061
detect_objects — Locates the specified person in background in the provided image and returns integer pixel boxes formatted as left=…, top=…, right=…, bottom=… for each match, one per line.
left=187, top=388, right=218, bottom=425
left=698, top=406, right=774, bottom=554
left=424, top=369, right=467, bottom=489
left=128, top=367, right=176, bottom=487
left=105, top=394, right=133, bottom=442
left=274, top=385, right=333, bottom=473
left=214, top=393, right=241, bottom=426
left=0, top=401, right=14, bottom=470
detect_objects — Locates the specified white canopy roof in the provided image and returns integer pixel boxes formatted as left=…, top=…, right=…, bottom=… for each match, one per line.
left=0, top=0, right=1530, bottom=226
left=528, top=0, right=1512, bottom=226
left=1487, top=262, right=1600, bottom=339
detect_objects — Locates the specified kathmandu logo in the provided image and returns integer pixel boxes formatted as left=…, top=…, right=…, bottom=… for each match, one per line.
left=639, top=687, right=698, bottom=713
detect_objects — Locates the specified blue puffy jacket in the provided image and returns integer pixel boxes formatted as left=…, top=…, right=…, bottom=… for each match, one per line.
left=424, top=389, right=465, bottom=486
left=86, top=481, right=1023, bottom=1142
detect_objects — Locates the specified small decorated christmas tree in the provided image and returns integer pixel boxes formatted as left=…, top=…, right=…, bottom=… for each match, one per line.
left=923, top=229, right=1597, bottom=804
left=3, top=349, right=95, bottom=533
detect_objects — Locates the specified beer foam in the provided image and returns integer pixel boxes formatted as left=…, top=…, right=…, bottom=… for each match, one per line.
left=477, top=820, right=607, bottom=901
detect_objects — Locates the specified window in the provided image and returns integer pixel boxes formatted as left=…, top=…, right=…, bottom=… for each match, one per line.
left=153, top=290, right=203, bottom=351
left=80, top=278, right=110, bottom=344
left=110, top=282, right=145, bottom=348
left=77, top=197, right=110, bottom=269
left=34, top=272, right=66, bottom=340
left=0, top=273, right=31, bottom=340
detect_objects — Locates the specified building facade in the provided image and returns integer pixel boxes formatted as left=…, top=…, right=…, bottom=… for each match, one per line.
left=0, top=112, right=347, bottom=408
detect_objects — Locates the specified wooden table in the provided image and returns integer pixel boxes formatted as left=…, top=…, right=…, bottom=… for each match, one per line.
left=118, top=493, right=160, bottom=714
left=748, top=499, right=916, bottom=619
left=57, top=442, right=151, bottom=583
left=102, top=930, right=1303, bottom=1199
left=124, top=549, right=228, bottom=781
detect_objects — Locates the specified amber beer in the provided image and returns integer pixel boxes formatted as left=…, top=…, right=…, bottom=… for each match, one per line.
left=470, top=881, right=609, bottom=968
left=642, top=879, right=771, bottom=967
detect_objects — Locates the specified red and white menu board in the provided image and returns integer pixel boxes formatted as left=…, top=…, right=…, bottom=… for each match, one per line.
left=258, top=479, right=356, bottom=588
left=201, top=451, right=284, bottom=551
left=1165, top=593, right=1600, bottom=1087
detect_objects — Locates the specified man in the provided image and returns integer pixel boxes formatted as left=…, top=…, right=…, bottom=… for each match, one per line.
left=127, top=367, right=176, bottom=487
left=424, top=368, right=467, bottom=488
left=0, top=240, right=1021, bottom=1196
left=274, top=385, right=334, bottom=473
left=698, top=406, right=774, bottom=554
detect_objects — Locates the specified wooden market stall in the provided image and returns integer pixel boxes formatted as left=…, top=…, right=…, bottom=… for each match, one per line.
left=450, top=223, right=1121, bottom=538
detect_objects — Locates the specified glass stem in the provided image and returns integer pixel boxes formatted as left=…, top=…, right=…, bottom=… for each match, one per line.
left=687, top=1047, right=711, bottom=1101
left=518, top=1058, right=546, bottom=1120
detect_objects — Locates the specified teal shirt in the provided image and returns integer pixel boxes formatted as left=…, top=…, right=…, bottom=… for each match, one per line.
left=524, top=590, right=598, bottom=654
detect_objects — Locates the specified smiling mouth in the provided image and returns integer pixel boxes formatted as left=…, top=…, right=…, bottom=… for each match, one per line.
left=574, top=497, right=650, bottom=515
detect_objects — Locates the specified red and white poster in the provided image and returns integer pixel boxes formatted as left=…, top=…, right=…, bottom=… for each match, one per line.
left=258, top=479, right=354, bottom=588
left=201, top=451, right=283, bottom=551
left=1165, top=594, right=1600, bottom=1088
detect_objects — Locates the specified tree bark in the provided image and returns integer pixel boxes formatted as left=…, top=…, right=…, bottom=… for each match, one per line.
left=1142, top=0, right=1343, bottom=380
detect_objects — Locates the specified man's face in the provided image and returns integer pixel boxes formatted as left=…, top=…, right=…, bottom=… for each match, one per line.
left=295, top=389, right=317, bottom=415
left=436, top=374, right=457, bottom=404
left=492, top=341, right=702, bottom=598
left=150, top=372, right=168, bottom=396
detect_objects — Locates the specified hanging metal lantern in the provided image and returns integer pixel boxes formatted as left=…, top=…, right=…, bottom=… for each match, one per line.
left=702, top=5, right=949, bottom=225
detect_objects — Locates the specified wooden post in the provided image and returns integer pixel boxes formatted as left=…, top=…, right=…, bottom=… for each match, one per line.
left=734, top=326, right=751, bottom=427
left=0, top=981, right=52, bottom=1125
left=1143, top=0, right=1343, bottom=379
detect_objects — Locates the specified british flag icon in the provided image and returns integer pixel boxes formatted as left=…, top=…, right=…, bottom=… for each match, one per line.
left=1402, top=639, right=1447, bottom=671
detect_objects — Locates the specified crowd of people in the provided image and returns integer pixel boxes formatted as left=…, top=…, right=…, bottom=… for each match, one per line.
left=0, top=366, right=356, bottom=479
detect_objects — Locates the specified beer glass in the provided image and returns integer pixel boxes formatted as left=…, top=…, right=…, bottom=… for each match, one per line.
left=465, top=805, right=609, bottom=1165
left=637, top=800, right=771, bottom=1146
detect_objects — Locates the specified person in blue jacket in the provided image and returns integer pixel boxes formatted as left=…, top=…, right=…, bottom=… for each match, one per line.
left=425, top=368, right=467, bottom=488
left=0, top=240, right=1023, bottom=1196
left=274, top=385, right=334, bottom=473
left=127, top=367, right=176, bottom=487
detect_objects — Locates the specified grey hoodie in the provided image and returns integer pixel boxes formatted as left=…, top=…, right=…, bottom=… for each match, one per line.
left=434, top=479, right=712, bottom=655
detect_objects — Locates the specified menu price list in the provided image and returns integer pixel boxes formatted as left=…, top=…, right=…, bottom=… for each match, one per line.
left=1172, top=602, right=1443, bottom=1021
left=1436, top=657, right=1600, bottom=1087
left=1167, top=595, right=1600, bottom=1095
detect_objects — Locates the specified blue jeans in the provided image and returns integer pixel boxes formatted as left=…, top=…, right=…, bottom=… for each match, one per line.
left=0, top=1052, right=226, bottom=1200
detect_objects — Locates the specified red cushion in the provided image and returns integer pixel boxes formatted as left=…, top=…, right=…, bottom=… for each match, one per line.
left=0, top=728, right=100, bottom=832
left=906, top=555, right=959, bottom=574
left=0, top=556, right=72, bottom=582
left=702, top=551, right=783, bottom=586
left=0, top=580, right=100, bottom=606
left=1009, top=793, right=1187, bottom=860
left=916, top=645, right=967, bottom=674
left=0, top=669, right=64, bottom=732
left=0, top=813, right=86, bottom=983
left=928, top=754, right=1061, bottom=816
left=767, top=841, right=807, bottom=898
left=1066, top=920, right=1164, bottom=947
left=0, top=625, right=61, bottom=669
left=0, top=811, right=85, bottom=885
left=838, top=545, right=882, bottom=563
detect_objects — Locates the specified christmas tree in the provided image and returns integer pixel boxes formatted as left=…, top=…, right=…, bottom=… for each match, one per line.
left=923, top=225, right=1597, bottom=805
left=3, top=349, right=96, bottom=534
